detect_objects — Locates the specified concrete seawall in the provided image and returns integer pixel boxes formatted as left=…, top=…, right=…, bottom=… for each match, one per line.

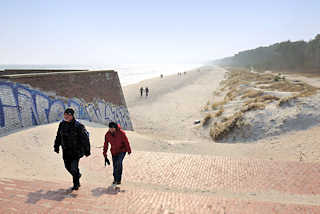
left=0, top=69, right=133, bottom=135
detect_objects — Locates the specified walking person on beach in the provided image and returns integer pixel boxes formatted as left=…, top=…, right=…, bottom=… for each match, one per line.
left=140, top=86, right=144, bottom=97
left=103, top=122, right=132, bottom=185
left=145, top=87, right=149, bottom=97
left=54, top=108, right=91, bottom=190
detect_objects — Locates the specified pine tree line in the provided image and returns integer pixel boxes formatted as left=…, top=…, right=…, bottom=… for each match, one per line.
left=215, top=34, right=320, bottom=70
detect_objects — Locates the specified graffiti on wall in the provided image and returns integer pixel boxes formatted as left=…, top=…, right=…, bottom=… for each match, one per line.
left=0, top=81, right=132, bottom=135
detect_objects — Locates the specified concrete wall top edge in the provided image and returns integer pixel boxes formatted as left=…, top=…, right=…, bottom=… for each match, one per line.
left=0, top=69, right=89, bottom=75
left=0, top=70, right=116, bottom=79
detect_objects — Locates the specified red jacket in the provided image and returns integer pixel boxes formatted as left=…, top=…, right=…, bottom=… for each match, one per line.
left=103, top=126, right=131, bottom=157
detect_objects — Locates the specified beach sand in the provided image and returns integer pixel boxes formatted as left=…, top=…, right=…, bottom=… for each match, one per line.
left=1, top=66, right=320, bottom=183
left=124, top=66, right=320, bottom=162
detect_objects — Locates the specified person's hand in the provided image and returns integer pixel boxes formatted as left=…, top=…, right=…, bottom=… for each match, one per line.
left=54, top=147, right=59, bottom=154
left=105, top=157, right=110, bottom=166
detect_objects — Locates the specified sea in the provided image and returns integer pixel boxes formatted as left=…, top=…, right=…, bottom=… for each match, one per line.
left=0, top=64, right=203, bottom=86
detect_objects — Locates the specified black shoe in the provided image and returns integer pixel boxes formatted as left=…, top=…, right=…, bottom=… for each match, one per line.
left=72, top=184, right=80, bottom=190
left=112, top=180, right=117, bottom=185
left=116, top=181, right=121, bottom=185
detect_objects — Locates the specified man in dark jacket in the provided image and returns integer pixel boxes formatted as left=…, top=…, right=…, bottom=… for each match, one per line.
left=103, top=122, right=131, bottom=185
left=54, top=108, right=91, bottom=190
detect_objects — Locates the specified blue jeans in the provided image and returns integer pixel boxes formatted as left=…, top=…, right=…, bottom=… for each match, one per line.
left=112, top=152, right=126, bottom=182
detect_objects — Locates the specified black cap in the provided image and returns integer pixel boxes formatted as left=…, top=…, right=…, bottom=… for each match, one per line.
left=108, top=122, right=117, bottom=128
left=64, top=108, right=74, bottom=116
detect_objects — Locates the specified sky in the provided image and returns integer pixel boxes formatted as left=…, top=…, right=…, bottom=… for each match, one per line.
left=0, top=0, right=319, bottom=65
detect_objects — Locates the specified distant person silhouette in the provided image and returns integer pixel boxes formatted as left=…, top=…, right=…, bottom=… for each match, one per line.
left=145, top=87, right=149, bottom=97
left=140, top=87, right=144, bottom=97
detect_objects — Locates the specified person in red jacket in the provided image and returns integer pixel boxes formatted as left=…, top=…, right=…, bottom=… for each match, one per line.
left=103, top=122, right=131, bottom=185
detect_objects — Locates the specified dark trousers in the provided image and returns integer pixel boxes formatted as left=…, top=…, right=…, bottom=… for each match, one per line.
left=64, top=158, right=81, bottom=186
left=112, top=152, right=126, bottom=182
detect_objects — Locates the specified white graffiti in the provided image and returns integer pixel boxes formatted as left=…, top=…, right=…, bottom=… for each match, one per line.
left=0, top=81, right=133, bottom=135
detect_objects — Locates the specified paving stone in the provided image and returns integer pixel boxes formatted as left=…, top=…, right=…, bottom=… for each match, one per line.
left=1, top=151, right=320, bottom=213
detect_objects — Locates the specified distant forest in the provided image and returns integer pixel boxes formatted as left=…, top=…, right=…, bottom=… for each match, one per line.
left=214, top=34, right=320, bottom=71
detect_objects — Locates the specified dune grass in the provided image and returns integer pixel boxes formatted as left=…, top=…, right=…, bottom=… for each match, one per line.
left=241, top=102, right=266, bottom=113
left=210, top=112, right=244, bottom=141
left=214, top=108, right=224, bottom=117
left=202, top=114, right=212, bottom=126
left=203, top=101, right=210, bottom=111
left=241, top=89, right=263, bottom=99
left=278, top=95, right=299, bottom=107
left=204, top=67, right=319, bottom=141
left=211, top=100, right=226, bottom=110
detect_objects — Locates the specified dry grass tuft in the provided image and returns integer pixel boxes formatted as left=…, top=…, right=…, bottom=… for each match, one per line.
left=203, top=101, right=210, bottom=111
left=214, top=108, right=224, bottom=117
left=278, top=95, right=298, bottom=107
left=241, top=89, right=263, bottom=99
left=298, top=88, right=318, bottom=97
left=202, top=114, right=212, bottom=126
left=244, top=95, right=280, bottom=106
left=224, top=88, right=238, bottom=101
left=241, top=102, right=266, bottom=113
left=258, top=80, right=317, bottom=96
left=221, top=117, right=228, bottom=122
left=255, top=80, right=274, bottom=85
left=210, top=112, right=244, bottom=141
left=211, top=101, right=226, bottom=110
left=256, top=95, right=280, bottom=102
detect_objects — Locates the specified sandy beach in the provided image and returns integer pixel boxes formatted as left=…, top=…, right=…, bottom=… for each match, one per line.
left=1, top=65, right=320, bottom=183
left=123, top=66, right=320, bottom=162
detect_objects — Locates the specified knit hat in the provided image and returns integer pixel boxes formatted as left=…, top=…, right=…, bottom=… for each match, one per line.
left=64, top=108, right=74, bottom=116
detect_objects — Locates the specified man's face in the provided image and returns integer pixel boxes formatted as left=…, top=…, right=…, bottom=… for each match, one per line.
left=64, top=113, right=73, bottom=122
left=109, top=127, right=116, bottom=133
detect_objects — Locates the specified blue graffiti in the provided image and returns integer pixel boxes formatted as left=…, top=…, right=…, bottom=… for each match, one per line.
left=0, top=80, right=133, bottom=135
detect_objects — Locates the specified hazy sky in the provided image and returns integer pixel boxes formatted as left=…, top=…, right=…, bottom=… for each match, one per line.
left=1, top=0, right=319, bottom=65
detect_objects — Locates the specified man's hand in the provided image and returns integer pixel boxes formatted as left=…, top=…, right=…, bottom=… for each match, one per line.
left=54, top=147, right=59, bottom=154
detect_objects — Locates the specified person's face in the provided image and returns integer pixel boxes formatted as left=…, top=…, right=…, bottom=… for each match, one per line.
left=109, top=127, right=116, bottom=133
left=64, top=113, right=73, bottom=122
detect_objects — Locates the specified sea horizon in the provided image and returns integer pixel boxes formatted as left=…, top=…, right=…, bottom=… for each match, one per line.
left=0, top=63, right=203, bottom=86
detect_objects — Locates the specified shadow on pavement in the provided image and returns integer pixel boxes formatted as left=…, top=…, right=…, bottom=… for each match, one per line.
left=26, top=188, right=77, bottom=204
left=91, top=185, right=125, bottom=197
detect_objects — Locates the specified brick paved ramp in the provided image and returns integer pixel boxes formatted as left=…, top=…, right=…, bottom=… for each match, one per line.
left=1, top=151, right=320, bottom=213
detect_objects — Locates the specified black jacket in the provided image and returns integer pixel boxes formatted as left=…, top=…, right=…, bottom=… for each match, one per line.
left=54, top=119, right=90, bottom=160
